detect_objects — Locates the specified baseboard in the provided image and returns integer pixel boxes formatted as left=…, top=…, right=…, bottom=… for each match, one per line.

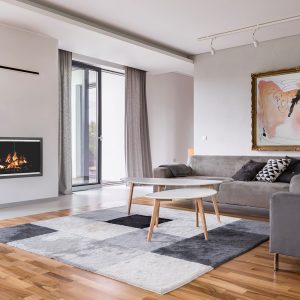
left=0, top=195, right=66, bottom=209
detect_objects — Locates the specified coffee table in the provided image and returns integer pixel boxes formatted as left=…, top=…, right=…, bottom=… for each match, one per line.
left=145, top=188, right=217, bottom=241
left=123, top=177, right=222, bottom=221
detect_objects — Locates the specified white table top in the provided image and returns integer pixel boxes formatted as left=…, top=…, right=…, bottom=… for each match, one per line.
left=146, top=188, right=217, bottom=200
left=123, top=177, right=222, bottom=186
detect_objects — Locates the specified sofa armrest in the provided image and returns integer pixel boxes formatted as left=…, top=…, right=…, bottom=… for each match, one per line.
left=290, top=174, right=300, bottom=193
left=270, top=192, right=300, bottom=257
left=153, top=167, right=174, bottom=178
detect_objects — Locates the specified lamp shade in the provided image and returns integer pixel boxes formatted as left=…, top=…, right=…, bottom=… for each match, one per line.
left=188, top=148, right=194, bottom=157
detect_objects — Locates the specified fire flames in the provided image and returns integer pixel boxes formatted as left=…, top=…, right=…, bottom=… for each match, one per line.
left=0, top=152, right=27, bottom=170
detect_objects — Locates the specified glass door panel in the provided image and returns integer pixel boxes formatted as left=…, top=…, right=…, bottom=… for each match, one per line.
left=71, top=64, right=100, bottom=186
left=101, top=71, right=125, bottom=183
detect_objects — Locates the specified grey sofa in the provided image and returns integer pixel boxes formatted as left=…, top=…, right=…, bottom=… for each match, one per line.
left=270, top=184, right=300, bottom=270
left=154, top=155, right=300, bottom=210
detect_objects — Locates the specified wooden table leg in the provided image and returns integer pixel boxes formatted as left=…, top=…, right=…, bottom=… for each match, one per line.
left=155, top=185, right=163, bottom=227
left=155, top=201, right=160, bottom=228
left=127, top=183, right=135, bottom=215
left=208, top=184, right=221, bottom=223
left=195, top=199, right=199, bottom=227
left=196, top=198, right=208, bottom=240
left=211, top=194, right=221, bottom=223
left=148, top=199, right=160, bottom=241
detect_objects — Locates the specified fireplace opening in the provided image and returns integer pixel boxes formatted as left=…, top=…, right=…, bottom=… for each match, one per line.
left=0, top=138, right=42, bottom=178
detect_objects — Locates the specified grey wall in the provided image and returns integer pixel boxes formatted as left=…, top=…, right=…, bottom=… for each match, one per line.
left=147, top=72, right=194, bottom=167
left=0, top=24, right=59, bottom=205
left=194, top=34, right=300, bottom=157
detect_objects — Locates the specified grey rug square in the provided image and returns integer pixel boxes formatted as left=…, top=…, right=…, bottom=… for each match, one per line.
left=5, top=204, right=269, bottom=295
left=75, top=208, right=128, bottom=222
left=101, top=229, right=184, bottom=252
left=223, top=219, right=270, bottom=235
left=0, top=224, right=56, bottom=243
left=154, top=226, right=268, bottom=267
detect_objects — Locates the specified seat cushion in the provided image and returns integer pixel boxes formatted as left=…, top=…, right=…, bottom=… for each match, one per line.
left=217, top=181, right=290, bottom=209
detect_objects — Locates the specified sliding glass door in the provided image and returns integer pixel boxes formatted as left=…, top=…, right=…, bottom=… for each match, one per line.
left=71, top=61, right=125, bottom=187
left=71, top=62, right=101, bottom=186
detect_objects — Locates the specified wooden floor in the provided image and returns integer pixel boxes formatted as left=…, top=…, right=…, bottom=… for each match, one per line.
left=0, top=198, right=300, bottom=300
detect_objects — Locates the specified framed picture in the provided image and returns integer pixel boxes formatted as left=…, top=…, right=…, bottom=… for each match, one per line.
left=252, top=66, right=300, bottom=151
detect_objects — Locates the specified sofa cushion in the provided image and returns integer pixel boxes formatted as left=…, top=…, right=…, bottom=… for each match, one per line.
left=255, top=158, right=291, bottom=183
left=159, top=164, right=193, bottom=177
left=232, top=160, right=266, bottom=181
left=217, top=181, right=290, bottom=209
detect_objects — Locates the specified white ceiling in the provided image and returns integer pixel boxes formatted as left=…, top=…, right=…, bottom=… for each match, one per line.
left=16, top=0, right=300, bottom=54
left=1, top=0, right=300, bottom=75
left=0, top=0, right=193, bottom=75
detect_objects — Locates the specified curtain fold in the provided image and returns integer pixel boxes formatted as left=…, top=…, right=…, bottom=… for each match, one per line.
left=58, top=49, right=72, bottom=194
left=125, top=67, right=152, bottom=178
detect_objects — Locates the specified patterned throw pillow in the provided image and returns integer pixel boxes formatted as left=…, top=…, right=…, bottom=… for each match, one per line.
left=256, top=158, right=291, bottom=183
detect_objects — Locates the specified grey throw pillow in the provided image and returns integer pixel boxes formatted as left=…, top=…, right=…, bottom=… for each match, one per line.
left=256, top=158, right=291, bottom=183
left=159, top=164, right=193, bottom=177
left=276, top=157, right=300, bottom=183
left=232, top=160, right=266, bottom=181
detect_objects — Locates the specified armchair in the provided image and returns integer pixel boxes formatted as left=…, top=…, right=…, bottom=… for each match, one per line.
left=270, top=175, right=300, bottom=271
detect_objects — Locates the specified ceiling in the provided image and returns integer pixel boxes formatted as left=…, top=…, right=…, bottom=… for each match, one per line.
left=1, top=0, right=300, bottom=75
left=16, top=0, right=300, bottom=54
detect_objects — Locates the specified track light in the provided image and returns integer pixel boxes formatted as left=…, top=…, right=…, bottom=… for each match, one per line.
left=252, top=25, right=259, bottom=48
left=210, top=38, right=216, bottom=55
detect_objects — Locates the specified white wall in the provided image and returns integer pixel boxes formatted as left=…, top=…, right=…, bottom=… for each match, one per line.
left=194, top=35, right=300, bottom=157
left=147, top=72, right=194, bottom=167
left=0, top=24, right=59, bottom=205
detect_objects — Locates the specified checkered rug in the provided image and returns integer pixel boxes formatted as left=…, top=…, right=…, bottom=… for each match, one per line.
left=0, top=205, right=269, bottom=294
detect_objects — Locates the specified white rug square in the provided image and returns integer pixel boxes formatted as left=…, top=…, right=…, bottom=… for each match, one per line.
left=33, top=216, right=95, bottom=231
left=100, top=252, right=212, bottom=294
left=74, top=221, right=140, bottom=240
left=58, top=244, right=145, bottom=270
left=9, top=231, right=101, bottom=257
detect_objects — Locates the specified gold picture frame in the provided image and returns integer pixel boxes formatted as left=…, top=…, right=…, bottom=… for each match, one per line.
left=251, top=66, right=300, bottom=151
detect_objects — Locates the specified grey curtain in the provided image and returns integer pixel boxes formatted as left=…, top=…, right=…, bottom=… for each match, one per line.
left=58, top=49, right=72, bottom=194
left=125, top=67, right=152, bottom=178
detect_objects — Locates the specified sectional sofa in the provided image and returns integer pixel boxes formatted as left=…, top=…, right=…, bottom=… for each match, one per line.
left=154, top=155, right=300, bottom=210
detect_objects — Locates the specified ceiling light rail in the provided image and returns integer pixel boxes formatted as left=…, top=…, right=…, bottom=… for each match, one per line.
left=197, top=14, right=300, bottom=42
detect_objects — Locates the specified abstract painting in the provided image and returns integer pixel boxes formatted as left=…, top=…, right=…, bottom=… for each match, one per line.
left=252, top=67, right=300, bottom=150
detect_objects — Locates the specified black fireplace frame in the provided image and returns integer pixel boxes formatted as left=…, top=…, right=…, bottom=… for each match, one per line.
left=0, top=137, right=43, bottom=179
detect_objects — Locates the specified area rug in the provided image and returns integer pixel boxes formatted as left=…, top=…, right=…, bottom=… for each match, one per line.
left=0, top=205, right=269, bottom=294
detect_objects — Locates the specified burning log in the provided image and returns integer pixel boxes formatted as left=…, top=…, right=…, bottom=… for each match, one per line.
left=0, top=152, right=28, bottom=170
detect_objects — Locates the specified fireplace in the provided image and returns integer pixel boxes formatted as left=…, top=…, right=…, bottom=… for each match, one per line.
left=0, top=138, right=42, bottom=179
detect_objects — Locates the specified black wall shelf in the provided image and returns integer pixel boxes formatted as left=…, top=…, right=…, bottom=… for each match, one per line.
left=0, top=65, right=39, bottom=75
